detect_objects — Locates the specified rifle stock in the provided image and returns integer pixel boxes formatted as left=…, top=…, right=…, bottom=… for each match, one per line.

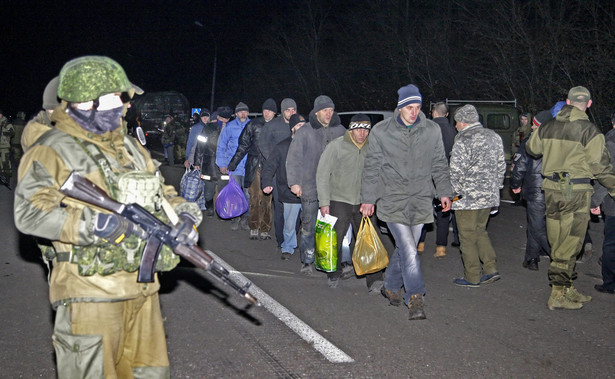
left=59, top=171, right=258, bottom=305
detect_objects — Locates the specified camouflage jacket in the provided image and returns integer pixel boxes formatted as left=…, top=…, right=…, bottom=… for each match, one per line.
left=0, top=116, right=14, bottom=149
left=14, top=109, right=194, bottom=308
left=450, top=122, right=506, bottom=210
left=527, top=104, right=615, bottom=196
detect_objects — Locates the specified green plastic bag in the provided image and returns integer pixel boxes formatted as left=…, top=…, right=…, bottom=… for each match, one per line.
left=314, top=213, right=338, bottom=272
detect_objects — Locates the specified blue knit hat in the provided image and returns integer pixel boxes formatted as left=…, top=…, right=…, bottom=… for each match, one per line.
left=397, top=84, right=422, bottom=109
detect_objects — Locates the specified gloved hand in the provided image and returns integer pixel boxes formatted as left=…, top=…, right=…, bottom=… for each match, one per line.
left=93, top=213, right=141, bottom=245
left=173, top=212, right=199, bottom=245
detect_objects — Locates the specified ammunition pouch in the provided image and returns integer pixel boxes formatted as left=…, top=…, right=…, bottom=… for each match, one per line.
left=546, top=172, right=590, bottom=201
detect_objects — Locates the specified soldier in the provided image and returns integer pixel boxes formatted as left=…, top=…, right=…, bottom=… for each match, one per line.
left=11, top=111, right=27, bottom=166
left=527, top=86, right=615, bottom=310
left=161, top=113, right=180, bottom=165
left=0, top=109, right=15, bottom=181
left=14, top=56, right=201, bottom=377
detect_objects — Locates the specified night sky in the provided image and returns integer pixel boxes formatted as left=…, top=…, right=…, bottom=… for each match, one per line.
left=1, top=0, right=273, bottom=117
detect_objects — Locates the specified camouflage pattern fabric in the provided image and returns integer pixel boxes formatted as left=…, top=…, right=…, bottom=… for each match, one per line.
left=450, top=122, right=506, bottom=210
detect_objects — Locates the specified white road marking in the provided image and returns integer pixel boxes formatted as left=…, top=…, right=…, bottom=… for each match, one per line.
left=205, top=250, right=355, bottom=363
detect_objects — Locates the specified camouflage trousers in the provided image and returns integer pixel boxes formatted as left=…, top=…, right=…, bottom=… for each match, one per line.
left=544, top=189, right=591, bottom=287
left=248, top=168, right=272, bottom=232
left=0, top=148, right=11, bottom=176
left=53, top=294, right=170, bottom=378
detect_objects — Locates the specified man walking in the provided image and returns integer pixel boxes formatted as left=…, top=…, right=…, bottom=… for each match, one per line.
left=361, top=84, right=452, bottom=320
left=527, top=86, right=615, bottom=309
left=287, top=95, right=345, bottom=274
left=449, top=104, right=505, bottom=288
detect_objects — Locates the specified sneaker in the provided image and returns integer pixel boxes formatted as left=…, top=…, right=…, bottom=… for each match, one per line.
left=327, top=277, right=339, bottom=288
left=249, top=229, right=259, bottom=240
left=548, top=286, right=583, bottom=310
left=381, top=287, right=403, bottom=306
left=479, top=272, right=501, bottom=284
left=340, top=264, right=355, bottom=280
left=454, top=278, right=479, bottom=287
left=408, top=294, right=426, bottom=320
left=259, top=232, right=272, bottom=240
left=281, top=252, right=292, bottom=260
left=300, top=263, right=313, bottom=276
left=368, top=280, right=384, bottom=294
left=565, top=285, right=592, bottom=303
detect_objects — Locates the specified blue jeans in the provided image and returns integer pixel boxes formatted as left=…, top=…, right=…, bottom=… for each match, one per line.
left=281, top=203, right=301, bottom=253
left=385, top=222, right=425, bottom=304
left=299, top=197, right=319, bottom=264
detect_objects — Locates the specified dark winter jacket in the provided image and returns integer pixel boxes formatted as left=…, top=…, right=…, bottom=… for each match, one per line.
left=228, top=116, right=268, bottom=187
left=510, top=134, right=543, bottom=195
left=433, top=116, right=457, bottom=162
left=259, top=115, right=291, bottom=160
left=286, top=110, right=345, bottom=200
left=261, top=137, right=300, bottom=204
left=592, top=128, right=615, bottom=215
left=193, top=121, right=222, bottom=180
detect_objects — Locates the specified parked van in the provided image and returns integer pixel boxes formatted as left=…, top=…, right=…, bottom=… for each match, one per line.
left=443, top=99, right=521, bottom=161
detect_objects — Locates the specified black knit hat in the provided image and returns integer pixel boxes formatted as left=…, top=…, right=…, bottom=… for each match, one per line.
left=348, top=114, right=372, bottom=130
left=289, top=113, right=306, bottom=129
left=262, top=98, right=277, bottom=113
left=217, top=106, right=232, bottom=119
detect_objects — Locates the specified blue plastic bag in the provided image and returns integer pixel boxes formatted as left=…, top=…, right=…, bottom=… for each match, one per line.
left=215, top=174, right=248, bottom=219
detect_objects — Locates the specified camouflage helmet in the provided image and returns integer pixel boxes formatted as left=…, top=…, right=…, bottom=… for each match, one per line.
left=57, top=56, right=141, bottom=103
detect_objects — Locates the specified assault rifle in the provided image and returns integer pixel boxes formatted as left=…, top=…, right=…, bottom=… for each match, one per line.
left=59, top=171, right=258, bottom=305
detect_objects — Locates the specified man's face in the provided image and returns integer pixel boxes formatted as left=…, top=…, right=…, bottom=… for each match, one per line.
left=283, top=108, right=296, bottom=122
left=200, top=115, right=210, bottom=123
left=520, top=116, right=528, bottom=126
left=350, top=128, right=370, bottom=144
left=315, top=107, right=333, bottom=126
left=236, top=110, right=248, bottom=122
left=165, top=116, right=172, bottom=124
left=455, top=121, right=468, bottom=131
left=263, top=109, right=276, bottom=122
left=217, top=115, right=229, bottom=126
left=399, top=103, right=421, bottom=126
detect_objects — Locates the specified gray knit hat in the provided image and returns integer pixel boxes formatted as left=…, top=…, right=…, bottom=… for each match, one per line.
left=235, top=102, right=249, bottom=113
left=281, top=98, right=297, bottom=112
left=313, top=95, right=334, bottom=113
left=454, top=104, right=479, bottom=123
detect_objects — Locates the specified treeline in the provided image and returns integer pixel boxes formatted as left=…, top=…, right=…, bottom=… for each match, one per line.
left=202, top=0, right=614, bottom=129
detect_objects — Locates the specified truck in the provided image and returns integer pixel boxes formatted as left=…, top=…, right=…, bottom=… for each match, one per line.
left=443, top=99, right=521, bottom=161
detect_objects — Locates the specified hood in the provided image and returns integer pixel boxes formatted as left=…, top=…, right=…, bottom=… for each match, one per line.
left=308, top=109, right=341, bottom=129
left=555, top=104, right=589, bottom=123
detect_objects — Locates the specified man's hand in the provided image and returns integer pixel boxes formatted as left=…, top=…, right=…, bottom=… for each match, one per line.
left=290, top=184, right=302, bottom=197
left=93, top=213, right=143, bottom=245
left=220, top=167, right=228, bottom=174
left=184, top=160, right=191, bottom=168
left=512, top=187, right=522, bottom=194
left=440, top=197, right=451, bottom=212
left=320, top=206, right=330, bottom=217
left=193, top=165, right=201, bottom=170
left=590, top=206, right=601, bottom=215
left=263, top=186, right=273, bottom=194
left=360, top=203, right=375, bottom=217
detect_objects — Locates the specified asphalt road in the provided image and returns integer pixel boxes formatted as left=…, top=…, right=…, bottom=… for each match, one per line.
left=1, top=164, right=613, bottom=378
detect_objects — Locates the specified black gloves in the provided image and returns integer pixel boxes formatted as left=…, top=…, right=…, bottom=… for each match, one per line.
left=172, top=212, right=199, bottom=245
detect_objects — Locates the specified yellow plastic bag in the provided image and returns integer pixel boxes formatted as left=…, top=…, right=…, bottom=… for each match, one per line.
left=352, top=217, right=389, bottom=275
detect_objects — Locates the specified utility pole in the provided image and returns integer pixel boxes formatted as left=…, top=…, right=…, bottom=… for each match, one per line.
left=195, top=21, right=216, bottom=111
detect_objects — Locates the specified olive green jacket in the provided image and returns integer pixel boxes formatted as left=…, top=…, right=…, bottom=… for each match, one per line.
left=527, top=104, right=615, bottom=196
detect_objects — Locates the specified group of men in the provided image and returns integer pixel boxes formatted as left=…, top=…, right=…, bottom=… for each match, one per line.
left=10, top=51, right=614, bottom=376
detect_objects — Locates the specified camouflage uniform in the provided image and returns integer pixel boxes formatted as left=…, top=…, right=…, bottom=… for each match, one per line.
left=161, top=118, right=181, bottom=165
left=527, top=104, right=615, bottom=289
left=174, top=119, right=188, bottom=162
left=11, top=112, right=26, bottom=165
left=0, top=114, right=14, bottom=177
left=14, top=56, right=200, bottom=378
left=450, top=121, right=506, bottom=284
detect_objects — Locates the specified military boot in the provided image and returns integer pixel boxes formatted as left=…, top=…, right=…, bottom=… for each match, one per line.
left=408, top=294, right=426, bottom=320
left=547, top=286, right=583, bottom=310
left=434, top=246, right=446, bottom=259
left=381, top=287, right=403, bottom=306
left=565, top=285, right=592, bottom=303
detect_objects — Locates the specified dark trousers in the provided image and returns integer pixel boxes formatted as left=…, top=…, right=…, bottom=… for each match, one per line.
left=525, top=189, right=551, bottom=261
left=272, top=181, right=285, bottom=246
left=601, top=215, right=615, bottom=291
left=419, top=208, right=451, bottom=246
